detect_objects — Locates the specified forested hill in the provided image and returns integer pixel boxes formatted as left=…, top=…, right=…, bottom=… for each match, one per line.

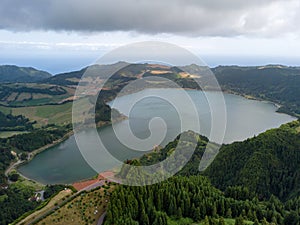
left=0, top=65, right=51, bottom=83
left=44, top=63, right=300, bottom=116
left=212, top=65, right=300, bottom=115
left=107, top=121, right=300, bottom=225
left=105, top=175, right=300, bottom=225
left=120, top=120, right=300, bottom=202
left=205, top=120, right=300, bottom=201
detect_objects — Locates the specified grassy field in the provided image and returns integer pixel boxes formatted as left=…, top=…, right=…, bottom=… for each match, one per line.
left=16, top=176, right=45, bottom=191
left=0, top=83, right=74, bottom=126
left=37, top=184, right=114, bottom=225
left=6, top=92, right=19, bottom=101
left=0, top=102, right=73, bottom=126
left=0, top=96, right=94, bottom=126
left=0, top=105, right=12, bottom=114
left=16, top=189, right=73, bottom=225
left=0, top=83, right=75, bottom=107
left=16, top=92, right=31, bottom=101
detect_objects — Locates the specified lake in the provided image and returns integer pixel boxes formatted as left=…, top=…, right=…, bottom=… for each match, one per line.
left=18, top=89, right=296, bottom=184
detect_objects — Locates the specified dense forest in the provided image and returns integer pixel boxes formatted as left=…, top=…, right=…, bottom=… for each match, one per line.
left=104, top=176, right=299, bottom=225
left=0, top=111, right=33, bottom=131
left=94, top=99, right=115, bottom=123
left=0, top=182, right=39, bottom=224
left=213, top=66, right=300, bottom=115
left=110, top=120, right=300, bottom=224
left=0, top=183, right=67, bottom=225
left=1, top=124, right=71, bottom=153
left=0, top=147, right=15, bottom=185
left=126, top=120, right=300, bottom=202
left=205, top=120, right=300, bottom=201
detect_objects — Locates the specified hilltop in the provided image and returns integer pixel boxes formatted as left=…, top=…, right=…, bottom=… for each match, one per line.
left=0, top=65, right=51, bottom=83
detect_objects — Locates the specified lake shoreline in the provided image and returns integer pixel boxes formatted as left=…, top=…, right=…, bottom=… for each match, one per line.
left=15, top=89, right=297, bottom=185
left=222, top=89, right=298, bottom=118
left=6, top=130, right=74, bottom=186
left=14, top=118, right=126, bottom=185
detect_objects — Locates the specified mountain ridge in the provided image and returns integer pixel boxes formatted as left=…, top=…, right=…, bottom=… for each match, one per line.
left=0, top=65, right=52, bottom=83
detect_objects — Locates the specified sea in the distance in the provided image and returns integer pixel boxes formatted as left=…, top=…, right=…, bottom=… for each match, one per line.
left=18, top=89, right=296, bottom=184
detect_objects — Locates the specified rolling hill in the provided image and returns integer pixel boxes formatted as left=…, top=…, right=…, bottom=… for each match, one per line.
left=212, top=65, right=300, bottom=115
left=204, top=120, right=300, bottom=201
left=120, top=120, right=300, bottom=202
left=44, top=63, right=300, bottom=116
left=0, top=63, right=299, bottom=225
left=0, top=65, right=51, bottom=83
left=107, top=122, right=300, bottom=225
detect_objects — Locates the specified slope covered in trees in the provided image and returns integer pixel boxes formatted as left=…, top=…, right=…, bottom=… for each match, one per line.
left=0, top=111, right=33, bottom=131
left=104, top=176, right=296, bottom=225
left=127, top=121, right=300, bottom=200
left=205, top=120, right=300, bottom=201
left=0, top=182, right=39, bottom=224
left=213, top=65, right=300, bottom=115
left=0, top=182, right=68, bottom=225
left=119, top=120, right=300, bottom=202
left=106, top=121, right=300, bottom=225
left=116, top=131, right=217, bottom=186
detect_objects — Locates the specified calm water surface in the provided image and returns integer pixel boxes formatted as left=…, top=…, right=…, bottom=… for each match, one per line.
left=18, top=89, right=295, bottom=184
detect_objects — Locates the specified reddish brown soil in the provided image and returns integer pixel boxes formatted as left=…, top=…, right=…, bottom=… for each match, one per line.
left=72, top=171, right=115, bottom=191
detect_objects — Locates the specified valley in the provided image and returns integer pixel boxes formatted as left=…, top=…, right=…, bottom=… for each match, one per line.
left=0, top=63, right=299, bottom=225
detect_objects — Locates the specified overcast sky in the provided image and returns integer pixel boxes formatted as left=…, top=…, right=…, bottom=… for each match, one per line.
left=0, top=0, right=300, bottom=73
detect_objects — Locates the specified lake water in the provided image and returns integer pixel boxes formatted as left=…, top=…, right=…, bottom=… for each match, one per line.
left=18, top=89, right=295, bottom=184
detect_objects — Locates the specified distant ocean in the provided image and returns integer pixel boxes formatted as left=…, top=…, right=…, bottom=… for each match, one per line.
left=0, top=55, right=99, bottom=75
left=0, top=54, right=299, bottom=75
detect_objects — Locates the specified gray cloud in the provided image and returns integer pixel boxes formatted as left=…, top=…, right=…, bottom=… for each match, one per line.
left=0, top=0, right=299, bottom=36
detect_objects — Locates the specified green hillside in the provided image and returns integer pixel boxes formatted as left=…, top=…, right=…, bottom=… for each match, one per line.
left=0, top=111, right=33, bottom=131
left=119, top=120, right=300, bottom=202
left=0, top=83, right=74, bottom=107
left=205, top=120, right=300, bottom=201
left=43, top=63, right=300, bottom=117
left=212, top=65, right=300, bottom=116
left=104, top=175, right=291, bottom=225
left=0, top=63, right=299, bottom=224
left=0, top=65, right=51, bottom=83
left=107, top=121, right=300, bottom=225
